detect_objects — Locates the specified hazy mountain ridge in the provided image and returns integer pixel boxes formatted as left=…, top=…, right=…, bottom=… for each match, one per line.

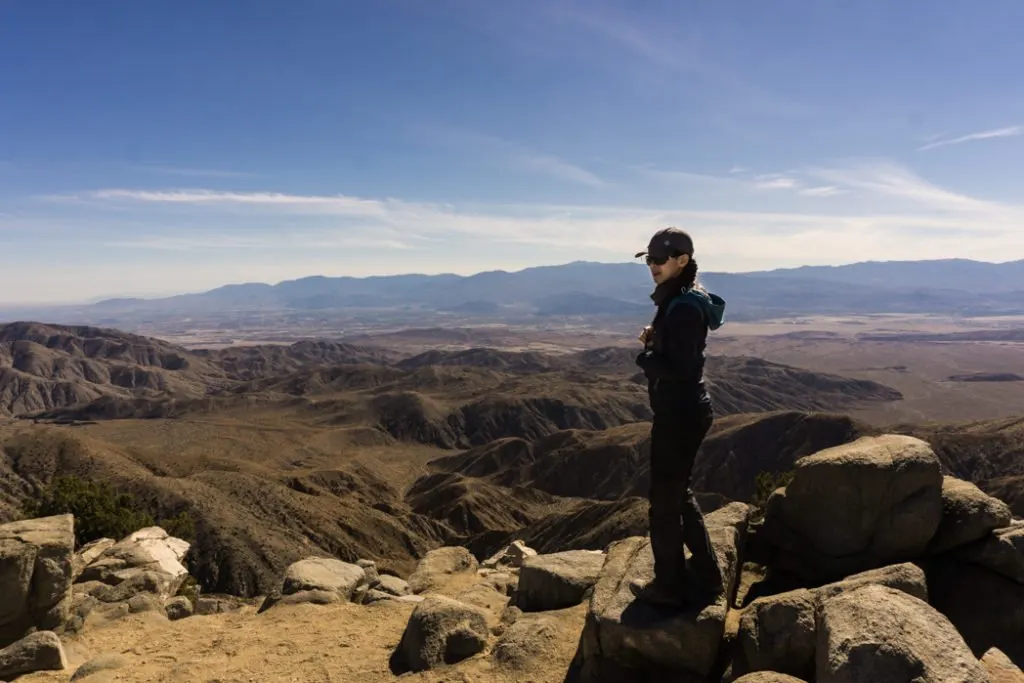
left=6, top=258, right=1024, bottom=325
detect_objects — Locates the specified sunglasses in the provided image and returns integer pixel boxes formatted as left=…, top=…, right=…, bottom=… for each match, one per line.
left=644, top=254, right=670, bottom=266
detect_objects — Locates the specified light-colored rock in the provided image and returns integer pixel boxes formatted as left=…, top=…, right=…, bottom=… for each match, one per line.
left=816, top=584, right=988, bottom=683
left=982, top=648, right=1024, bottom=683
left=483, top=540, right=537, bottom=569
left=165, top=596, right=193, bottom=621
left=0, top=631, right=67, bottom=680
left=736, top=562, right=928, bottom=679
left=929, top=477, right=1012, bottom=554
left=515, top=550, right=606, bottom=612
left=0, top=514, right=75, bottom=646
left=71, top=539, right=115, bottom=582
left=281, top=557, right=366, bottom=600
left=959, top=522, right=1024, bottom=583
left=764, top=435, right=943, bottom=580
left=76, top=528, right=190, bottom=601
left=408, top=547, right=478, bottom=594
left=391, top=595, right=490, bottom=673
left=376, top=574, right=411, bottom=597
left=70, top=653, right=128, bottom=681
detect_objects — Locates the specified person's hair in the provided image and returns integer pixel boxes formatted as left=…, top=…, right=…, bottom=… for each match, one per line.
left=673, top=252, right=703, bottom=291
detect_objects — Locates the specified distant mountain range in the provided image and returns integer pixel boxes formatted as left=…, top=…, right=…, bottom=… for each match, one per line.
left=6, top=258, right=1024, bottom=325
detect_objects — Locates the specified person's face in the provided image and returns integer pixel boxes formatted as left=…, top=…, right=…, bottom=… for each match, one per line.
left=646, top=252, right=690, bottom=285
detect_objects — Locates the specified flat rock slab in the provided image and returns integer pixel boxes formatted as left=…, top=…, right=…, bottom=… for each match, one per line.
left=281, top=557, right=366, bottom=599
left=817, top=584, right=989, bottom=683
left=929, top=477, right=1012, bottom=554
left=515, top=550, right=606, bottom=612
left=376, top=574, right=411, bottom=597
left=764, top=435, right=943, bottom=581
left=0, top=631, right=67, bottom=680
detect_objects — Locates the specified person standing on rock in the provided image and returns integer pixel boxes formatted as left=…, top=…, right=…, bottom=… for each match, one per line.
left=631, top=227, right=726, bottom=607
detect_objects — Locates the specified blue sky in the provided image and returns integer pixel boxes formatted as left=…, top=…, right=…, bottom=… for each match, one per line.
left=2, top=0, right=1024, bottom=303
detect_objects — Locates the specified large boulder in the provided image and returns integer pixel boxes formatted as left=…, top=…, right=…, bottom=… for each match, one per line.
left=928, top=477, right=1012, bottom=554
left=0, top=631, right=67, bottom=680
left=735, top=562, right=928, bottom=679
left=573, top=503, right=751, bottom=681
left=981, top=648, right=1024, bottom=683
left=258, top=557, right=367, bottom=612
left=816, top=584, right=989, bottom=683
left=515, top=550, right=606, bottom=612
left=0, top=515, right=75, bottom=646
left=763, top=435, right=943, bottom=581
left=733, top=674, right=807, bottom=683
left=390, top=595, right=490, bottom=673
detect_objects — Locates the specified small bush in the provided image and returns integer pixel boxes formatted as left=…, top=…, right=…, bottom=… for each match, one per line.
left=751, top=470, right=795, bottom=523
left=24, top=475, right=196, bottom=547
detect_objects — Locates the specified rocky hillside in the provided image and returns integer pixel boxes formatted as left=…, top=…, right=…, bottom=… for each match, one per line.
left=0, top=322, right=903, bottom=423
left=4, top=432, right=1024, bottom=681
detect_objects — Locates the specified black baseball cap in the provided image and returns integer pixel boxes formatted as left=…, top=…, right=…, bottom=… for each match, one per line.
left=634, top=227, right=694, bottom=261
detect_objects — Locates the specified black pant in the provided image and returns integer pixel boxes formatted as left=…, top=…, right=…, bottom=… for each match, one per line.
left=648, top=408, right=721, bottom=588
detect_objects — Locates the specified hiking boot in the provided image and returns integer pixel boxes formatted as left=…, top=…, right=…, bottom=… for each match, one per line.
left=628, top=577, right=688, bottom=607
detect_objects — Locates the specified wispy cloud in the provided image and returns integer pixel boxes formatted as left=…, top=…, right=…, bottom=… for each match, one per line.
left=133, top=165, right=257, bottom=178
left=798, top=185, right=845, bottom=197
left=416, top=125, right=608, bottom=188
left=753, top=174, right=800, bottom=190
left=917, top=125, right=1022, bottom=151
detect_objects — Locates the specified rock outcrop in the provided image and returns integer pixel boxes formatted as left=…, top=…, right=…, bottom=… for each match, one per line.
left=571, top=503, right=751, bottom=681
left=762, top=434, right=943, bottom=581
left=0, top=514, right=75, bottom=647
left=816, top=584, right=989, bottom=682
left=734, top=563, right=928, bottom=679
left=929, top=476, right=1013, bottom=554
left=258, top=557, right=368, bottom=612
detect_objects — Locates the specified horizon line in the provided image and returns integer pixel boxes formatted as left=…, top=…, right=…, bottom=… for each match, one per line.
left=0, top=255, right=1019, bottom=309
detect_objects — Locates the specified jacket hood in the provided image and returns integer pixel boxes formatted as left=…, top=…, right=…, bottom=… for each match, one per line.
left=678, top=288, right=726, bottom=330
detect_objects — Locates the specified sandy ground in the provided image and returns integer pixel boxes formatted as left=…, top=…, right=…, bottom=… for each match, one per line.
left=21, top=597, right=587, bottom=683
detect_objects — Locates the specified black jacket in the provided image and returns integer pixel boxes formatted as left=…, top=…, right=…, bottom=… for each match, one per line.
left=636, top=287, right=713, bottom=416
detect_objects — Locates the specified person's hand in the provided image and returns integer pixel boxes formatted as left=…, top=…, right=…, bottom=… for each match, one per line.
left=638, top=326, right=652, bottom=345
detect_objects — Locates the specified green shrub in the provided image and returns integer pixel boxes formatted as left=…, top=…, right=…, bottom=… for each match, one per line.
left=750, top=470, right=795, bottom=523
left=24, top=475, right=196, bottom=547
